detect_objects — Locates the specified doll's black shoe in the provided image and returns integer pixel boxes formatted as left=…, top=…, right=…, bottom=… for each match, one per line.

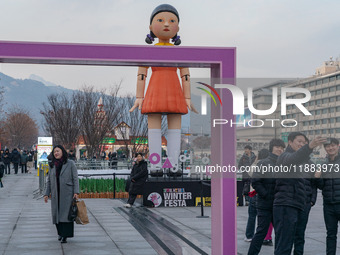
left=61, top=237, right=67, bottom=243
left=58, top=235, right=62, bottom=241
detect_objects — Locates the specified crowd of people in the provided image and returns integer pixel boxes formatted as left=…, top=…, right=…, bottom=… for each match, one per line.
left=239, top=132, right=340, bottom=255
left=0, top=148, right=37, bottom=175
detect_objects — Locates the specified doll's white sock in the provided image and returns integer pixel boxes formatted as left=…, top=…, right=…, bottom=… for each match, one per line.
left=167, top=129, right=181, bottom=172
left=148, top=129, right=162, bottom=170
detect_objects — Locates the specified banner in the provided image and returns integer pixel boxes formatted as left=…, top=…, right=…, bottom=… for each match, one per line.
left=37, top=137, right=53, bottom=175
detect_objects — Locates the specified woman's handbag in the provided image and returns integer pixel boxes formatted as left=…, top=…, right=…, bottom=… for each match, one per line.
left=68, top=198, right=78, bottom=221
left=75, top=200, right=89, bottom=225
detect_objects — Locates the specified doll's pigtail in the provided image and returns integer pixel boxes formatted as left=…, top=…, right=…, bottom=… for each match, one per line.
left=172, top=34, right=181, bottom=45
left=145, top=31, right=156, bottom=44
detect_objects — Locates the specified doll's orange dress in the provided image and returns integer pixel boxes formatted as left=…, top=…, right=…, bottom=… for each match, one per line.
left=141, top=43, right=188, bottom=115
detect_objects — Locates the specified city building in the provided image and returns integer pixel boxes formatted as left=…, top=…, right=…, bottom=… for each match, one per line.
left=237, top=57, right=340, bottom=157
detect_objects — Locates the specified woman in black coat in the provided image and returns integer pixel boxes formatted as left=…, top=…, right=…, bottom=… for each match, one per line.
left=124, top=153, right=148, bottom=208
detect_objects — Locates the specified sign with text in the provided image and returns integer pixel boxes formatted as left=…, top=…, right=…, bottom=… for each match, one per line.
left=38, top=137, right=53, bottom=145
left=143, top=181, right=211, bottom=207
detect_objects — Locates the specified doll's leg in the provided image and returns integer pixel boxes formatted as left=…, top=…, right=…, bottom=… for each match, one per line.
left=167, top=114, right=182, bottom=172
left=148, top=114, right=162, bottom=170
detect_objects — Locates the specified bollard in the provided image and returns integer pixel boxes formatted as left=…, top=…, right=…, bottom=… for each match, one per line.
left=113, top=173, right=116, bottom=199
left=197, top=180, right=209, bottom=218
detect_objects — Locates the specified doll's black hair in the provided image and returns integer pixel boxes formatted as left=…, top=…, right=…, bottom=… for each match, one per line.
left=145, top=4, right=181, bottom=45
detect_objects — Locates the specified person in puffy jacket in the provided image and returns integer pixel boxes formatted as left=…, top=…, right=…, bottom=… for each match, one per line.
left=124, top=153, right=148, bottom=208
left=11, top=148, right=21, bottom=174
left=315, top=138, right=340, bottom=255
left=248, top=139, right=285, bottom=255
left=273, top=132, right=325, bottom=255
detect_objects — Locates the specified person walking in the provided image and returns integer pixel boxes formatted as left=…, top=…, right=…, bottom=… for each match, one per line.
left=3, top=149, right=11, bottom=174
left=20, top=150, right=29, bottom=173
left=44, top=145, right=79, bottom=243
left=274, top=133, right=325, bottom=255
left=248, top=139, right=285, bottom=254
left=124, top=153, right=148, bottom=208
left=315, top=138, right=340, bottom=255
left=11, top=148, right=21, bottom=174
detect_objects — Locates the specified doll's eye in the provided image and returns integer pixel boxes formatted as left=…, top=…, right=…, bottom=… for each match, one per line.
left=157, top=19, right=163, bottom=22
left=170, top=19, right=176, bottom=23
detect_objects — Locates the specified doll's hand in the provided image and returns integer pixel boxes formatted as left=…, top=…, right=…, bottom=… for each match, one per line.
left=129, top=98, right=144, bottom=112
left=186, top=99, right=199, bottom=114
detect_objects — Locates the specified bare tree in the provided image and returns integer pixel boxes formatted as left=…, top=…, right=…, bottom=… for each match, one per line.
left=117, top=95, right=168, bottom=157
left=75, top=85, right=121, bottom=159
left=0, top=86, right=5, bottom=143
left=0, top=120, right=6, bottom=146
left=41, top=93, right=81, bottom=149
left=117, top=95, right=149, bottom=157
left=3, top=106, right=38, bottom=149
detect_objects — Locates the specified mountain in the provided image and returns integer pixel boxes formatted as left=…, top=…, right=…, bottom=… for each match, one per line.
left=29, top=74, right=60, bottom=87
left=0, top=72, right=74, bottom=133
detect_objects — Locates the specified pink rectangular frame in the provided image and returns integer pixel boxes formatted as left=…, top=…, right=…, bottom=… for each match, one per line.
left=0, top=40, right=236, bottom=255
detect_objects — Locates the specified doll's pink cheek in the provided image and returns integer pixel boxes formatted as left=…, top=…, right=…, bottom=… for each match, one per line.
left=152, top=23, right=163, bottom=33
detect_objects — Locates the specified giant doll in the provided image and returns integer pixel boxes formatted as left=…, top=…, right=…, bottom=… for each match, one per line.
left=130, top=4, right=196, bottom=172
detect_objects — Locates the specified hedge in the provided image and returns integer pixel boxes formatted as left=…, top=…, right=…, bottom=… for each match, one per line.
left=79, top=178, right=126, bottom=193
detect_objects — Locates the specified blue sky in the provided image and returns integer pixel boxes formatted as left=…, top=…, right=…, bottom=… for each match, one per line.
left=0, top=0, right=339, bottom=95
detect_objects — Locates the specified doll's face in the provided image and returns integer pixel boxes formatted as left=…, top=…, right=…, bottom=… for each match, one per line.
left=149, top=12, right=179, bottom=41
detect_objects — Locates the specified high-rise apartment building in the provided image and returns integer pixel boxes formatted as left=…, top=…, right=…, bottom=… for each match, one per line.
left=237, top=57, right=340, bottom=156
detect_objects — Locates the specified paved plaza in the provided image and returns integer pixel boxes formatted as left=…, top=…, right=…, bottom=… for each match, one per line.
left=0, top=170, right=338, bottom=254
